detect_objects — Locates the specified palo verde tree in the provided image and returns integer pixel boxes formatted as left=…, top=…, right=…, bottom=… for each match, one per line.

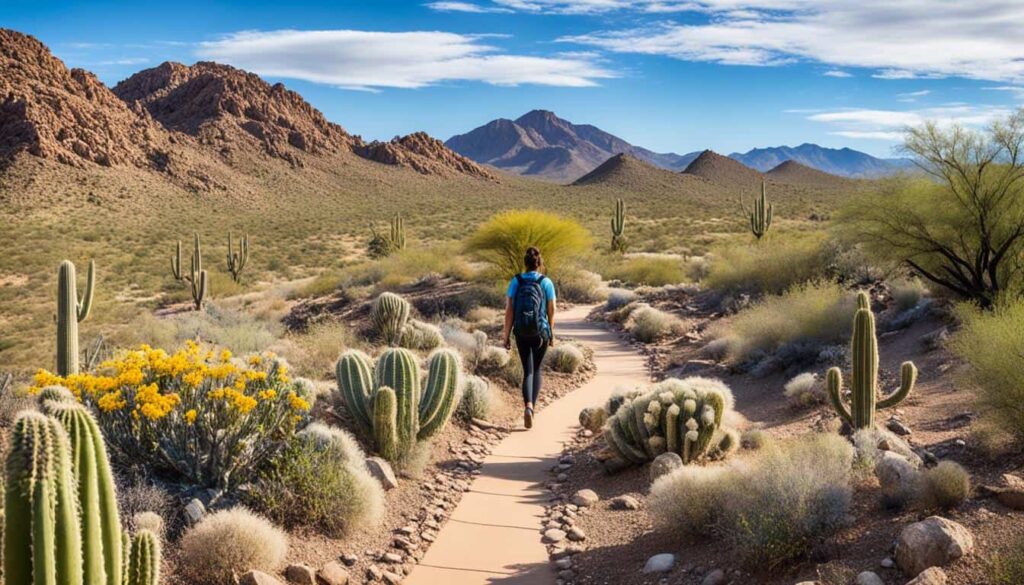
left=840, top=111, right=1024, bottom=307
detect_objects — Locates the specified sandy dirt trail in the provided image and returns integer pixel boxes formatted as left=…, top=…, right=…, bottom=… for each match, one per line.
left=405, top=304, right=650, bottom=585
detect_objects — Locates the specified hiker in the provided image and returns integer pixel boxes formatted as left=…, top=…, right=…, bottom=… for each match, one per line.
left=502, top=246, right=557, bottom=429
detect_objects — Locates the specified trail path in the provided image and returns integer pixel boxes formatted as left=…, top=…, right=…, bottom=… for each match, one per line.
left=405, top=304, right=650, bottom=585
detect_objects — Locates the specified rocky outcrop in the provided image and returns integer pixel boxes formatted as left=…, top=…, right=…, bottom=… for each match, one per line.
left=355, top=132, right=495, bottom=179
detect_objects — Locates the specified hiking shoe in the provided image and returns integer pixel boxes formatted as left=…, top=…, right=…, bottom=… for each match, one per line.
left=524, top=406, right=534, bottom=429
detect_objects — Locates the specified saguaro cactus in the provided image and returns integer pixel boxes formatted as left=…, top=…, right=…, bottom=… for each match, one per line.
left=170, top=240, right=184, bottom=281
left=42, top=399, right=122, bottom=585
left=743, top=180, right=773, bottom=240
left=4, top=411, right=84, bottom=585
left=390, top=213, right=406, bottom=251
left=371, top=292, right=410, bottom=346
left=827, top=291, right=917, bottom=429
left=124, top=530, right=160, bottom=585
left=172, top=235, right=207, bottom=310
left=226, top=231, right=249, bottom=283
left=610, top=198, right=627, bottom=253
left=335, top=347, right=462, bottom=463
left=57, top=259, right=95, bottom=376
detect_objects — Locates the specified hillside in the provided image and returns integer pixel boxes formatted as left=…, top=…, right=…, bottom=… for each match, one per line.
left=765, top=159, right=854, bottom=187
left=730, top=143, right=911, bottom=177
left=682, top=149, right=765, bottom=193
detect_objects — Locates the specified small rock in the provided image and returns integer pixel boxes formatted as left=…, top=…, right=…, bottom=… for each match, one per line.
left=881, top=558, right=895, bottom=568
left=381, top=571, right=402, bottom=585
left=984, top=474, right=1024, bottom=510
left=642, top=553, right=675, bottom=574
left=856, top=571, right=884, bottom=585
left=650, top=452, right=683, bottom=482
left=887, top=418, right=913, bottom=436
left=571, top=489, right=599, bottom=507
left=543, top=529, right=567, bottom=543
left=317, top=561, right=350, bottom=585
left=284, top=564, right=316, bottom=585
left=906, top=567, right=947, bottom=585
left=239, top=571, right=284, bottom=585
left=554, top=558, right=573, bottom=570
left=365, top=457, right=398, bottom=490
left=611, top=495, right=641, bottom=510
left=701, top=569, right=725, bottom=585
left=567, top=527, right=586, bottom=541
left=182, top=498, right=206, bottom=526
left=895, top=516, right=974, bottom=577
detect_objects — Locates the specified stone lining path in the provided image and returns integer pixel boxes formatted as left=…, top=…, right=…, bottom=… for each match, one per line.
left=405, top=304, right=650, bottom=584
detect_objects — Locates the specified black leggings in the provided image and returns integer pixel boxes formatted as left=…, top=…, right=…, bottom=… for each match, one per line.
left=515, top=334, right=548, bottom=406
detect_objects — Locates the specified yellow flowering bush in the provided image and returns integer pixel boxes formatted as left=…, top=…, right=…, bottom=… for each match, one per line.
left=30, top=341, right=314, bottom=489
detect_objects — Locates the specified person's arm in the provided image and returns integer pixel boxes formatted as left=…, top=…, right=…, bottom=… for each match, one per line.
left=547, top=299, right=556, bottom=346
left=503, top=297, right=514, bottom=349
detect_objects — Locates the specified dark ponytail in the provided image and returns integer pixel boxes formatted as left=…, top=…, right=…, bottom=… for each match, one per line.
left=524, top=246, right=543, bottom=272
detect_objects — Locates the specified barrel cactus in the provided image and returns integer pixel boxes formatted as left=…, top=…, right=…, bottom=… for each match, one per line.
left=371, top=292, right=410, bottom=346
left=124, top=530, right=160, bottom=585
left=4, top=411, right=84, bottom=585
left=335, top=347, right=462, bottom=463
left=56, top=259, right=95, bottom=376
left=828, top=291, right=917, bottom=429
left=603, top=377, right=738, bottom=467
left=42, top=398, right=122, bottom=585
left=610, top=198, right=627, bottom=253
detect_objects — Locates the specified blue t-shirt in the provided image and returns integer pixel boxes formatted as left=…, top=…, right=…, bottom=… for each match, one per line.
left=507, top=271, right=557, bottom=336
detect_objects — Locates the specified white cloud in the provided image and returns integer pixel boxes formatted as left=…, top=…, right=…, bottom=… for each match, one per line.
left=490, top=0, right=704, bottom=13
left=823, top=69, right=851, bottom=78
left=97, top=57, right=150, bottom=66
left=804, top=105, right=1013, bottom=141
left=897, top=89, right=930, bottom=103
left=558, top=1, right=1024, bottom=83
left=425, top=1, right=513, bottom=13
left=196, top=29, right=615, bottom=90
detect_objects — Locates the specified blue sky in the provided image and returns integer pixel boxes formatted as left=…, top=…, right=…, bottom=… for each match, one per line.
left=4, top=0, right=1024, bottom=157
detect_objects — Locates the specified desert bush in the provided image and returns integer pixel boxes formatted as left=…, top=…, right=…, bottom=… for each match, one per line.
left=31, top=343, right=314, bottom=488
left=950, top=298, right=1024, bottom=441
left=465, top=209, right=592, bottom=278
left=441, top=324, right=508, bottom=374
left=546, top=343, right=584, bottom=373
left=342, top=245, right=473, bottom=291
left=649, top=433, right=854, bottom=569
left=281, top=320, right=359, bottom=378
left=716, top=281, right=855, bottom=364
left=604, top=254, right=687, bottom=287
left=117, top=479, right=175, bottom=534
left=626, top=306, right=686, bottom=343
left=400, top=319, right=445, bottom=351
left=783, top=372, right=825, bottom=407
left=458, top=375, right=494, bottom=420
left=989, top=538, right=1024, bottom=585
left=179, top=507, right=288, bottom=585
left=557, top=266, right=604, bottom=303
left=118, top=305, right=282, bottom=355
left=705, top=233, right=831, bottom=296
left=891, top=278, right=928, bottom=311
left=741, top=429, right=772, bottom=450
left=604, top=288, right=637, bottom=311
left=247, top=423, right=384, bottom=537
left=920, top=461, right=971, bottom=510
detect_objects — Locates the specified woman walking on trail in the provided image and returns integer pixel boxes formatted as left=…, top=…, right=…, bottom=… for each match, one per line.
left=503, top=246, right=557, bottom=429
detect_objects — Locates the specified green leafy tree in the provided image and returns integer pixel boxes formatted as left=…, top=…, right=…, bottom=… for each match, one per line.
left=464, top=209, right=592, bottom=278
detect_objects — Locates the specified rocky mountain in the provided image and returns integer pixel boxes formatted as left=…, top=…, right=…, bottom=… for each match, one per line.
left=729, top=143, right=911, bottom=177
left=445, top=110, right=692, bottom=182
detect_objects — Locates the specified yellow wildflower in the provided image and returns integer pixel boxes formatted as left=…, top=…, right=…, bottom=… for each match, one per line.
left=97, top=390, right=127, bottom=412
left=184, top=409, right=198, bottom=424
left=287, top=391, right=311, bottom=412
left=219, top=349, right=232, bottom=363
left=259, top=389, right=277, bottom=401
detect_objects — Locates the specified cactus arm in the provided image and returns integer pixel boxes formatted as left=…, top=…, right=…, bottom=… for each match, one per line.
left=418, top=349, right=461, bottom=440
left=664, top=404, right=680, bottom=454
left=335, top=350, right=375, bottom=431
left=78, top=260, right=95, bottom=322
left=878, top=361, right=917, bottom=409
left=372, top=387, right=400, bottom=462
left=826, top=367, right=852, bottom=426
left=171, top=241, right=183, bottom=281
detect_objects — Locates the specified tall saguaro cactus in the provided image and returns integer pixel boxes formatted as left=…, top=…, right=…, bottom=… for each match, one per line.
left=827, top=291, right=918, bottom=429
left=390, top=213, right=406, bottom=251
left=172, top=235, right=207, bottom=310
left=4, top=411, right=84, bottom=585
left=42, top=399, right=122, bottom=585
left=335, top=347, right=462, bottom=463
left=124, top=530, right=160, bottom=585
left=743, top=180, right=774, bottom=240
left=226, top=231, right=249, bottom=283
left=57, top=259, right=95, bottom=376
left=610, top=198, right=627, bottom=253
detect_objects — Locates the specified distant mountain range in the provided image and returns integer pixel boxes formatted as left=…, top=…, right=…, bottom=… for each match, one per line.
left=445, top=110, right=912, bottom=182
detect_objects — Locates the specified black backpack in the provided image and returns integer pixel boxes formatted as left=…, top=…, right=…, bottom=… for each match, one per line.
left=513, top=274, right=548, bottom=338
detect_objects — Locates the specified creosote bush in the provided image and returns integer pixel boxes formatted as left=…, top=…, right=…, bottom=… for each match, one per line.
left=179, top=507, right=289, bottom=585
left=557, top=267, right=604, bottom=303
left=458, top=375, right=494, bottom=420
left=546, top=343, right=584, bottom=373
left=704, top=233, right=832, bottom=296
left=465, top=209, right=592, bottom=278
left=784, top=372, right=825, bottom=407
left=626, top=305, right=686, bottom=343
left=604, top=288, right=637, bottom=311
left=603, top=254, right=688, bottom=287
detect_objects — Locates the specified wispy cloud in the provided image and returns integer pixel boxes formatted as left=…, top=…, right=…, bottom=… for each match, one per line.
left=823, top=69, right=851, bottom=78
left=557, top=1, right=1024, bottom=83
left=897, top=89, right=930, bottom=103
left=96, top=57, right=150, bottom=66
left=196, top=29, right=615, bottom=90
left=425, top=1, right=513, bottom=13
left=804, top=104, right=1013, bottom=141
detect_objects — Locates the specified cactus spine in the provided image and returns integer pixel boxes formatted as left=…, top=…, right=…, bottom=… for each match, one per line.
left=827, top=291, right=917, bottom=429
left=744, top=180, right=773, bottom=240
left=226, top=231, right=249, bottom=283
left=124, top=530, right=160, bottom=585
left=610, top=198, right=627, bottom=253
left=57, top=260, right=95, bottom=377
left=371, top=292, right=410, bottom=346
left=336, top=347, right=462, bottom=463
left=42, top=399, right=122, bottom=585
left=4, top=411, right=84, bottom=585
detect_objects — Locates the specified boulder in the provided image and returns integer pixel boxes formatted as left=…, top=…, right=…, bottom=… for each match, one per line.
left=642, top=553, right=675, bottom=573
left=239, top=571, right=284, bottom=585
left=284, top=564, right=316, bottom=585
left=650, top=452, right=683, bottom=482
left=571, top=489, right=599, bottom=507
left=856, top=572, right=884, bottom=585
left=365, top=457, right=398, bottom=490
left=182, top=498, right=206, bottom=526
left=980, top=473, right=1024, bottom=510
left=895, top=516, right=974, bottom=576
left=906, top=567, right=947, bottom=585
left=317, top=561, right=350, bottom=585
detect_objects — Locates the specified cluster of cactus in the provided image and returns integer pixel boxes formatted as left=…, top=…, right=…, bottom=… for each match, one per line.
left=367, top=214, right=407, bottom=258
left=4, top=389, right=161, bottom=585
left=742, top=180, right=773, bottom=240
left=225, top=231, right=249, bottom=283
left=57, top=260, right=95, bottom=376
left=171, top=234, right=208, bottom=311
left=604, top=378, right=739, bottom=466
left=610, top=198, right=627, bottom=253
left=828, top=291, right=917, bottom=429
left=371, top=292, right=410, bottom=346
left=335, top=347, right=461, bottom=463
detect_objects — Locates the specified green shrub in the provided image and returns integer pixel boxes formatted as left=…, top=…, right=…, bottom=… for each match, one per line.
left=705, top=233, right=831, bottom=295
left=546, top=343, right=584, bottom=373
left=557, top=267, right=604, bottom=303
left=626, top=306, right=685, bottom=343
left=891, top=278, right=928, bottom=311
left=740, top=429, right=773, bottom=450
left=465, top=209, right=592, bottom=278
left=247, top=423, right=384, bottom=537
left=783, top=372, right=825, bottom=407
left=604, top=254, right=687, bottom=287
left=649, top=433, right=854, bottom=570
left=950, top=298, right=1024, bottom=441
left=717, top=281, right=854, bottom=362
left=178, top=507, right=288, bottom=585
left=920, top=461, right=971, bottom=510
left=990, top=539, right=1024, bottom=585
left=459, top=375, right=494, bottom=420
